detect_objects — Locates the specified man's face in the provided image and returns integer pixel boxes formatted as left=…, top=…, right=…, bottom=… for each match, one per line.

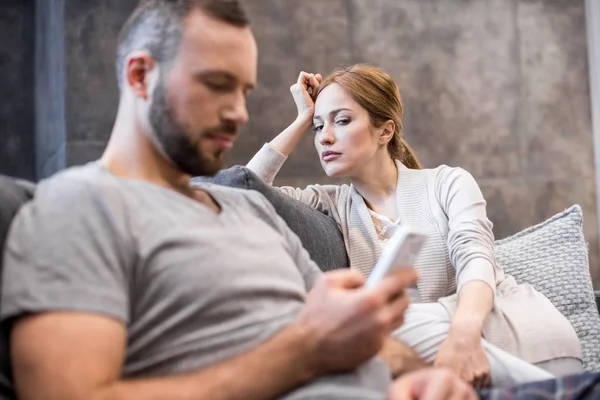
left=149, top=10, right=257, bottom=177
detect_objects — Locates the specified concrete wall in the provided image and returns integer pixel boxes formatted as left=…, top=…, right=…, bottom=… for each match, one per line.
left=63, top=0, right=138, bottom=165
left=238, top=0, right=600, bottom=284
left=0, top=0, right=35, bottom=180
left=3, top=0, right=598, bottom=284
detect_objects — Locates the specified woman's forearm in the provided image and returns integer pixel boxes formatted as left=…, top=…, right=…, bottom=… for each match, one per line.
left=269, top=116, right=313, bottom=156
left=452, top=280, right=494, bottom=332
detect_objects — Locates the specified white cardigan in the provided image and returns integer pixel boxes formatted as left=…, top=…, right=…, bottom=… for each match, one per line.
left=247, top=144, right=582, bottom=364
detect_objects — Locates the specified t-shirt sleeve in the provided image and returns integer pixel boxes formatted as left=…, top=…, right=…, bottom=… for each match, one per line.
left=1, top=176, right=134, bottom=324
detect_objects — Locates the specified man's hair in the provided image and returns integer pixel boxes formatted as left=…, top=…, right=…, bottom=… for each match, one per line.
left=115, top=0, right=250, bottom=90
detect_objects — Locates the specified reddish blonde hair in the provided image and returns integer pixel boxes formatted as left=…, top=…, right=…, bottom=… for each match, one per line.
left=315, top=64, right=421, bottom=169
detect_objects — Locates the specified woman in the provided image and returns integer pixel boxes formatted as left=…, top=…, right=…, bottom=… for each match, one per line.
left=247, top=64, right=583, bottom=387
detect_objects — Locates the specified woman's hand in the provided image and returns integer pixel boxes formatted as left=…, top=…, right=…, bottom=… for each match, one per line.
left=259, top=71, right=322, bottom=157
left=433, top=322, right=490, bottom=389
left=290, top=71, right=322, bottom=123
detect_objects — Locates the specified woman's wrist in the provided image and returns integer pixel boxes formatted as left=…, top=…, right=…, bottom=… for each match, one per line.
left=294, top=114, right=313, bottom=129
left=450, top=315, right=484, bottom=336
left=270, top=115, right=314, bottom=156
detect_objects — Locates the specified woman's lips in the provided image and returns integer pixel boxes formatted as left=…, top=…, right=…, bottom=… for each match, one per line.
left=322, top=151, right=341, bottom=162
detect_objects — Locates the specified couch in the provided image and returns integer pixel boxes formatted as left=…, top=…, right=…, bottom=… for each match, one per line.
left=0, top=166, right=599, bottom=398
left=0, top=175, right=35, bottom=399
left=194, top=166, right=600, bottom=371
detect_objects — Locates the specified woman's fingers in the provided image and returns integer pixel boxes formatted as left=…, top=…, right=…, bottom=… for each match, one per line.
left=308, top=74, right=320, bottom=90
left=297, top=71, right=310, bottom=86
left=474, top=370, right=491, bottom=389
left=295, top=71, right=321, bottom=94
left=460, top=365, right=490, bottom=389
left=482, top=370, right=491, bottom=388
left=290, top=74, right=311, bottom=96
left=297, top=71, right=315, bottom=89
left=471, top=374, right=483, bottom=389
left=473, top=354, right=491, bottom=389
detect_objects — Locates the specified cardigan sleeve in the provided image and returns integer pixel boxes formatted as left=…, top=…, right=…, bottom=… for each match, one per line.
left=247, top=143, right=288, bottom=185
left=246, top=143, right=343, bottom=217
left=434, top=166, right=498, bottom=295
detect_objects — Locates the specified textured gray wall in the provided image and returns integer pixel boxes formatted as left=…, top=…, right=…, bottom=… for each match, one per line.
left=0, top=0, right=35, bottom=180
left=55, top=0, right=600, bottom=285
left=239, top=0, right=600, bottom=284
left=35, top=0, right=67, bottom=179
left=63, top=0, right=138, bottom=165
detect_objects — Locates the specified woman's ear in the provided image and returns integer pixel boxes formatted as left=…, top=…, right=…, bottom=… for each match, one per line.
left=379, top=120, right=395, bottom=145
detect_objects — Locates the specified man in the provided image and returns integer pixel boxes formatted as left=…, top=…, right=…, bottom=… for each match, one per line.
left=0, top=1, right=475, bottom=399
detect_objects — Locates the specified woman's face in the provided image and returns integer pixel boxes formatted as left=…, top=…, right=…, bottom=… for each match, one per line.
left=313, top=83, right=383, bottom=178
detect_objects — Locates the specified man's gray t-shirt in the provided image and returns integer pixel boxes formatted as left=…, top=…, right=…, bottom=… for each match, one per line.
left=1, top=163, right=390, bottom=399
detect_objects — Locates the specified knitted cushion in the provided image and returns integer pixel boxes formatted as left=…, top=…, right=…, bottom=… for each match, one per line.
left=494, top=205, right=600, bottom=371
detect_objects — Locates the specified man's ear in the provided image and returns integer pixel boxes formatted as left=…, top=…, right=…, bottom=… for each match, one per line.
left=124, top=51, right=157, bottom=101
left=379, top=120, right=396, bottom=145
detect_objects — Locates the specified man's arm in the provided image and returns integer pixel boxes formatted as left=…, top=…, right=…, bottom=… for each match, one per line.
left=13, top=312, right=317, bottom=400
left=13, top=268, right=419, bottom=400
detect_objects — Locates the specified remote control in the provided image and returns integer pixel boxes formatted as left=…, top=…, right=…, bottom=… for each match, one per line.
left=365, top=224, right=428, bottom=287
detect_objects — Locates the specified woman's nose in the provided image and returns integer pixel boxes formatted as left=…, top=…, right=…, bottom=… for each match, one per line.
left=319, top=125, right=335, bottom=146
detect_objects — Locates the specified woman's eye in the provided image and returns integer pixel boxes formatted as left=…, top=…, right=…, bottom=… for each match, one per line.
left=313, top=125, right=323, bottom=133
left=335, top=118, right=350, bottom=125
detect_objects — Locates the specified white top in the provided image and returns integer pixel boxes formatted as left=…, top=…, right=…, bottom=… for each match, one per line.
left=369, top=209, right=400, bottom=249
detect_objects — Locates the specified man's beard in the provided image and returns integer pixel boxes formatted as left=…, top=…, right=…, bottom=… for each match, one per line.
left=148, top=82, right=235, bottom=177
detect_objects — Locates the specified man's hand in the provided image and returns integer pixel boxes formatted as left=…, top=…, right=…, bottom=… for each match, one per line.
left=389, top=368, right=477, bottom=400
left=379, top=337, right=428, bottom=378
left=294, top=268, right=418, bottom=376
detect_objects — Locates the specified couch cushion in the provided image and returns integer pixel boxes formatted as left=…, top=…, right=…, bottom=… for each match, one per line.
left=0, top=175, right=35, bottom=400
left=193, top=166, right=349, bottom=272
left=495, top=205, right=600, bottom=371
left=0, top=177, right=34, bottom=264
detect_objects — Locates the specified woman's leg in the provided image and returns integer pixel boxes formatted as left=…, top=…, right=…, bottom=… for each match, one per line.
left=393, top=302, right=554, bottom=387
left=535, top=358, right=583, bottom=377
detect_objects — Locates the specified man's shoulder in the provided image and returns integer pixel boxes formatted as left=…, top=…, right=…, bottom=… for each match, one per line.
left=7, top=163, right=133, bottom=259
left=37, top=162, right=123, bottom=202
left=28, top=162, right=131, bottom=225
left=39, top=161, right=113, bottom=189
